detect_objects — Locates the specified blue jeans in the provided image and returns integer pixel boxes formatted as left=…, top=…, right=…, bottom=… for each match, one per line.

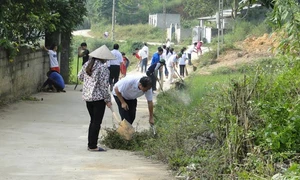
left=141, top=58, right=148, bottom=73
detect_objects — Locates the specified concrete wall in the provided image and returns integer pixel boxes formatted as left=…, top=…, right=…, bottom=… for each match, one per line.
left=149, top=13, right=180, bottom=29
left=0, top=47, right=49, bottom=103
left=167, top=24, right=191, bottom=43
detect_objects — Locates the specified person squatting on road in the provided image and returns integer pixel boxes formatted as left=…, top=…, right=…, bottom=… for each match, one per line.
left=43, top=44, right=60, bottom=73
left=112, top=76, right=154, bottom=125
left=146, top=59, right=166, bottom=92
left=40, top=70, right=66, bottom=92
left=78, top=45, right=116, bottom=152
left=109, top=44, right=123, bottom=91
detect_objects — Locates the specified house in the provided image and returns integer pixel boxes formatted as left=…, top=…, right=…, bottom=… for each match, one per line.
left=194, top=4, right=263, bottom=43
left=149, top=13, right=191, bottom=43
left=148, top=13, right=180, bottom=29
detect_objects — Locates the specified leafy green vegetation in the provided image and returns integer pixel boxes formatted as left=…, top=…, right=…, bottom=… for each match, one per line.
left=100, top=0, right=300, bottom=177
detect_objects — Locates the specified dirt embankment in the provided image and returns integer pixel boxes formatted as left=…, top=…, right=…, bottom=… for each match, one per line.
left=196, top=33, right=278, bottom=74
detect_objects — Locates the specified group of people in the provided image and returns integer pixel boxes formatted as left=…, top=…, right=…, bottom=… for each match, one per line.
left=41, top=40, right=203, bottom=152
left=133, top=40, right=203, bottom=92
left=41, top=44, right=66, bottom=92
left=76, top=43, right=153, bottom=151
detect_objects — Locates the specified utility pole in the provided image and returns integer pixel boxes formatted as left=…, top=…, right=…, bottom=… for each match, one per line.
left=112, top=0, right=115, bottom=41
left=163, top=0, right=166, bottom=29
left=217, top=0, right=224, bottom=57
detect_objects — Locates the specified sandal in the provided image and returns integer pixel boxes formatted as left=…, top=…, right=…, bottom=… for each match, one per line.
left=87, top=147, right=106, bottom=152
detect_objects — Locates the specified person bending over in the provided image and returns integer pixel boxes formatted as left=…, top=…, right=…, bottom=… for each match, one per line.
left=112, top=76, right=154, bottom=125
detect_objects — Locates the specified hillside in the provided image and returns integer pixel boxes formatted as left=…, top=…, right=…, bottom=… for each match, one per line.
left=195, top=33, right=277, bottom=75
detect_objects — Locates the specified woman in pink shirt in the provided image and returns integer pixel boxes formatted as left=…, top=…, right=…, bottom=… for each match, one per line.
left=196, top=41, right=203, bottom=56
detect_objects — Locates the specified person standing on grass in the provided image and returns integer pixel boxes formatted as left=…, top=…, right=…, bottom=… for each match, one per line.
left=78, top=45, right=116, bottom=152
left=139, top=43, right=149, bottom=73
left=112, top=76, right=154, bottom=125
left=43, top=44, right=60, bottom=73
left=78, top=42, right=90, bottom=66
left=109, top=44, right=123, bottom=91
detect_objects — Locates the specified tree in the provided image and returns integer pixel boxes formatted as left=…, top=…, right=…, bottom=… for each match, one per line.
left=45, top=0, right=87, bottom=83
left=86, top=0, right=114, bottom=24
left=0, top=0, right=87, bottom=82
left=0, top=0, right=53, bottom=45
left=269, top=0, right=300, bottom=56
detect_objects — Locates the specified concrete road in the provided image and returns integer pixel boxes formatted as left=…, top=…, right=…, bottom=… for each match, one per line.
left=0, top=76, right=174, bottom=180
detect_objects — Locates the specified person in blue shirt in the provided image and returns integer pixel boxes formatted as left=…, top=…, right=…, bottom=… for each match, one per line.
left=40, top=71, right=66, bottom=92
left=150, top=47, right=164, bottom=84
left=150, top=47, right=163, bottom=65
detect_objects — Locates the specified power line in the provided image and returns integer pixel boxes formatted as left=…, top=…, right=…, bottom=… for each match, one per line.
left=115, top=10, right=139, bottom=15
left=118, top=0, right=139, bottom=9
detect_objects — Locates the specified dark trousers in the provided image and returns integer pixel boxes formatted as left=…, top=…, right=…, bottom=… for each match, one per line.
left=86, top=100, right=106, bottom=149
left=113, top=95, right=137, bottom=124
left=164, top=66, right=169, bottom=77
left=109, top=65, right=120, bottom=86
left=42, top=78, right=63, bottom=91
left=187, top=53, right=192, bottom=65
left=146, top=71, right=156, bottom=91
left=141, top=58, right=148, bottom=73
left=179, top=65, right=185, bottom=77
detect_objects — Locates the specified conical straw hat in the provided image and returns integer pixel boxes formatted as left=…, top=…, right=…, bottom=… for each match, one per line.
left=89, top=45, right=116, bottom=60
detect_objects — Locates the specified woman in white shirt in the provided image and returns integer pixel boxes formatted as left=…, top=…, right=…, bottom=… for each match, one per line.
left=178, top=48, right=187, bottom=77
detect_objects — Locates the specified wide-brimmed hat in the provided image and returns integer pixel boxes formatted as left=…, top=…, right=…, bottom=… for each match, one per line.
left=89, top=45, right=116, bottom=60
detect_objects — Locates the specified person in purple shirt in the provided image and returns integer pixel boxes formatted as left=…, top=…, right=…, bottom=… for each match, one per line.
left=40, top=70, right=66, bottom=92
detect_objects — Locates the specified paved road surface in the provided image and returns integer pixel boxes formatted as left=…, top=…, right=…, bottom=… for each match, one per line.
left=0, top=72, right=174, bottom=180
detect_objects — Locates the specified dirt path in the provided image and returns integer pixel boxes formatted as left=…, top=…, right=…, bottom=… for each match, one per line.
left=0, top=76, right=174, bottom=180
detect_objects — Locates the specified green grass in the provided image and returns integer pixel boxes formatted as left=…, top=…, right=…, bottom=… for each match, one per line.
left=91, top=23, right=166, bottom=42
left=69, top=57, right=83, bottom=84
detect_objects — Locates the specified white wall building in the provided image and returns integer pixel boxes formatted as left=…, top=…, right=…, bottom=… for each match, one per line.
left=148, top=13, right=180, bottom=29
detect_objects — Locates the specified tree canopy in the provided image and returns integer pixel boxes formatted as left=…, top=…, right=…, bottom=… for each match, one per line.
left=0, top=0, right=87, bottom=46
left=84, top=0, right=276, bottom=27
